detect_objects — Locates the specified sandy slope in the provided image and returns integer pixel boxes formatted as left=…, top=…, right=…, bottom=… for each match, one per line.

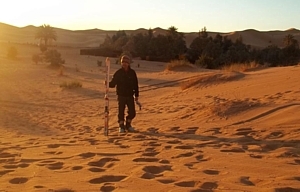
left=0, top=45, right=300, bottom=192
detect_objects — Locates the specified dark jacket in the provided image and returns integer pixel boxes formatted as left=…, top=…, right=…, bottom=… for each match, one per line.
left=109, top=67, right=139, bottom=97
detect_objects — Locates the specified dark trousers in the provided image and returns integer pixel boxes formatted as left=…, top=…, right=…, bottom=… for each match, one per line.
left=118, top=96, right=136, bottom=124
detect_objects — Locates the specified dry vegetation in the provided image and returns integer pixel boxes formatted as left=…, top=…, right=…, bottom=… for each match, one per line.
left=165, top=59, right=195, bottom=71
left=59, top=81, right=82, bottom=89
left=222, top=62, right=262, bottom=72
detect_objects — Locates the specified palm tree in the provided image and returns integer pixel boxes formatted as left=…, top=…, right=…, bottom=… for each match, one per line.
left=35, top=24, right=57, bottom=50
left=168, top=26, right=178, bottom=37
left=199, top=27, right=208, bottom=38
left=283, top=34, right=298, bottom=48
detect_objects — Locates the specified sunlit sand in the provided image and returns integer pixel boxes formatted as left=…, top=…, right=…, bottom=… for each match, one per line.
left=0, top=24, right=300, bottom=191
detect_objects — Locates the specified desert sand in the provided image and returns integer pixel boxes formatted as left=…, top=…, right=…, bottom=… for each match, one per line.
left=0, top=42, right=300, bottom=192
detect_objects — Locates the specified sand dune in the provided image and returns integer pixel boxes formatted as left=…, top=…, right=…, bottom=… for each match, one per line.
left=0, top=43, right=300, bottom=191
left=1, top=22, right=300, bottom=48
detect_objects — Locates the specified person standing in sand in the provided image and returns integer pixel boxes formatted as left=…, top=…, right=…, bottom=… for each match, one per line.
left=109, top=55, right=139, bottom=133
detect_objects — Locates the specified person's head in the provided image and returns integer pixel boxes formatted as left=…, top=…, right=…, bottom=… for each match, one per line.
left=121, top=55, right=130, bottom=70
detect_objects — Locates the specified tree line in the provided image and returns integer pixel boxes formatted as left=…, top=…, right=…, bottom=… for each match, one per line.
left=81, top=26, right=300, bottom=68
left=31, top=24, right=300, bottom=68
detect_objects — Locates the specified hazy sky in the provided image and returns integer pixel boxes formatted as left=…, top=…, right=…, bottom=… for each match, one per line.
left=0, top=0, right=299, bottom=32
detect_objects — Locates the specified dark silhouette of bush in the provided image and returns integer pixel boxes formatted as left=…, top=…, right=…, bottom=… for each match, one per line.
left=44, top=49, right=65, bottom=67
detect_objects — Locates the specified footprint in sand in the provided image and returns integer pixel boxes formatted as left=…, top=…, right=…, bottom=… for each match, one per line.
left=47, top=144, right=61, bottom=148
left=78, top=152, right=96, bottom=159
left=132, top=134, right=147, bottom=139
left=175, top=180, right=198, bottom=187
left=142, top=141, right=161, bottom=147
left=9, top=177, right=29, bottom=184
left=100, top=184, right=116, bottom=192
left=240, top=176, right=255, bottom=186
left=72, top=166, right=83, bottom=170
left=220, top=146, right=245, bottom=153
left=166, top=139, right=182, bottom=145
left=47, top=162, right=64, bottom=170
left=133, top=157, right=160, bottom=162
left=108, top=137, right=131, bottom=148
left=37, top=160, right=64, bottom=170
left=249, top=154, right=263, bottom=159
left=204, top=127, right=222, bottom=135
left=0, top=152, right=17, bottom=158
left=147, top=127, right=159, bottom=133
left=182, top=127, right=199, bottom=134
left=34, top=185, right=45, bottom=189
left=267, top=131, right=284, bottom=139
left=173, top=152, right=194, bottom=158
left=3, top=163, right=29, bottom=169
left=174, top=145, right=194, bottom=150
left=261, top=143, right=282, bottom=152
left=274, top=187, right=300, bottom=192
left=144, top=147, right=156, bottom=152
left=44, top=151, right=63, bottom=155
left=234, top=128, right=255, bottom=136
left=142, top=151, right=160, bottom=157
left=169, top=126, right=182, bottom=132
left=141, top=172, right=156, bottom=179
left=89, top=167, right=106, bottom=172
left=81, top=138, right=99, bottom=145
left=88, top=157, right=120, bottom=168
left=141, top=165, right=172, bottom=179
left=199, top=182, right=218, bottom=191
left=184, top=162, right=197, bottom=169
left=203, top=169, right=220, bottom=175
left=3, top=164, right=18, bottom=169
left=164, top=145, right=172, bottom=150
left=159, top=159, right=170, bottom=164
left=48, top=188, right=75, bottom=192
left=89, top=175, right=127, bottom=184
left=195, top=154, right=204, bottom=161
left=195, top=154, right=210, bottom=162
left=157, top=179, right=175, bottom=184
left=0, top=170, right=14, bottom=176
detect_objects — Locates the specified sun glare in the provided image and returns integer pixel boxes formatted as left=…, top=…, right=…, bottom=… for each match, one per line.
left=0, top=1, right=74, bottom=28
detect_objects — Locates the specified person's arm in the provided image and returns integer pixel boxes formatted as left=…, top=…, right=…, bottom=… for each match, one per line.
left=133, top=70, right=139, bottom=99
left=109, top=71, right=118, bottom=88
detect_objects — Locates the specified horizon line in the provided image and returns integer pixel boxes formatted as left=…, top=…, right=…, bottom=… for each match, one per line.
left=0, top=21, right=299, bottom=34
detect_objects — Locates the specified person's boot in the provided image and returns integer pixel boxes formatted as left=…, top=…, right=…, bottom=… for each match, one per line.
left=126, top=119, right=135, bottom=132
left=119, top=121, right=125, bottom=133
